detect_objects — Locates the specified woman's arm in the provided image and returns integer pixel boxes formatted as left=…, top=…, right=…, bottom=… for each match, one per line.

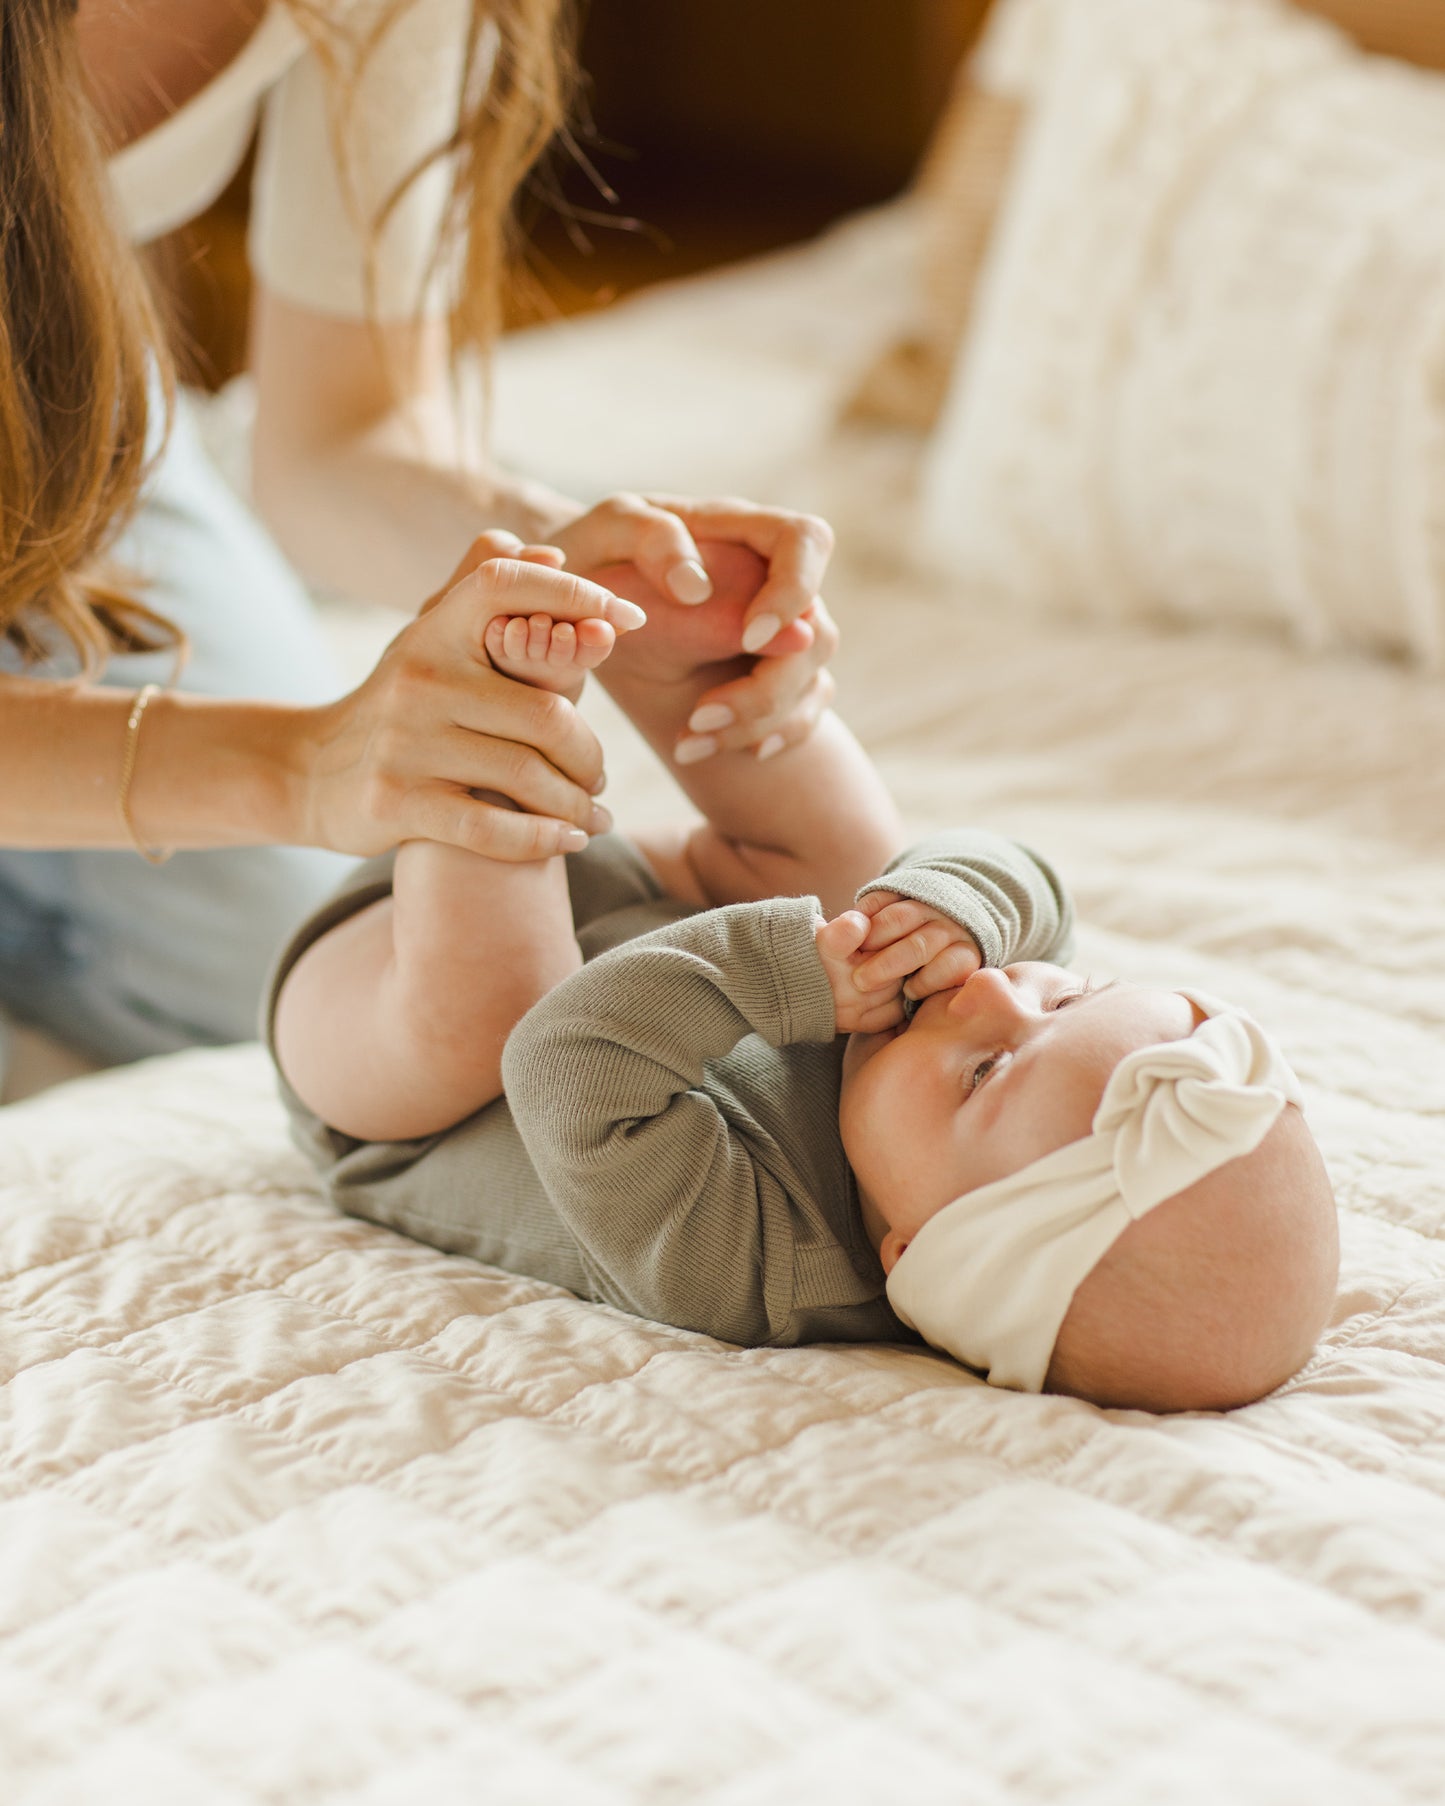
left=0, top=548, right=629, bottom=859
left=249, top=292, right=839, bottom=754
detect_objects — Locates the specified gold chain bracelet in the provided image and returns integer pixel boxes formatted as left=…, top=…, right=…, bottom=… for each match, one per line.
left=118, top=683, right=174, bottom=867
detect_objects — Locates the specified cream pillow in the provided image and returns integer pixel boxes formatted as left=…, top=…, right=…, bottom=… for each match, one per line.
left=919, top=0, right=1445, bottom=667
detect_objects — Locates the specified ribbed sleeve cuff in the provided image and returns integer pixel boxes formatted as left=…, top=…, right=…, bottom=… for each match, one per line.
left=857, top=871, right=1001, bottom=968
left=764, top=898, right=839, bottom=1045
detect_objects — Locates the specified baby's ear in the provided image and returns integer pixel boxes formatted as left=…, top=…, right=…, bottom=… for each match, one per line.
left=878, top=1229, right=910, bottom=1276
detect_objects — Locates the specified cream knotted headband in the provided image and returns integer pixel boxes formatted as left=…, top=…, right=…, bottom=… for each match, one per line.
left=885, top=992, right=1305, bottom=1393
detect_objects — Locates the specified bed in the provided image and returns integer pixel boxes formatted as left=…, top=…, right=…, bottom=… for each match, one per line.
left=5, top=204, right=1445, bottom=1804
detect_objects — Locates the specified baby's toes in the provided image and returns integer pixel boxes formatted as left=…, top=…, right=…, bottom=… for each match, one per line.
left=573, top=618, right=616, bottom=670
left=495, top=615, right=530, bottom=665
left=546, top=620, right=577, bottom=666
left=526, top=615, right=555, bottom=663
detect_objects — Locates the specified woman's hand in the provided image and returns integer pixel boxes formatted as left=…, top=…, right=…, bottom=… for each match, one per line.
left=550, top=493, right=835, bottom=659
left=291, top=532, right=644, bottom=861
left=584, top=537, right=840, bottom=763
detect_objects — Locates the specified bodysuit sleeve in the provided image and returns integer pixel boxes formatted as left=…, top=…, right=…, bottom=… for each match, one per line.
left=857, top=830, right=1075, bottom=968
left=501, top=895, right=838, bottom=1346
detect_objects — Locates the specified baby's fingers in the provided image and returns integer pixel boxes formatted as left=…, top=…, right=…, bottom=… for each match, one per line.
left=903, top=941, right=984, bottom=1001
left=847, top=994, right=907, bottom=1035
left=853, top=918, right=958, bottom=992
left=816, top=910, right=870, bottom=964
left=860, top=898, right=934, bottom=949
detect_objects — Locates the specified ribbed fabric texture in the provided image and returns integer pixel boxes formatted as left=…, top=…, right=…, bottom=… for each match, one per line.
left=859, top=829, right=1075, bottom=970
left=924, top=0, right=1445, bottom=667
left=273, top=831, right=1073, bottom=1349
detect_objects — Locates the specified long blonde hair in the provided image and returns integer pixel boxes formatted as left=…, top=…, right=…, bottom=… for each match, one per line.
left=0, top=0, right=180, bottom=675
left=286, top=0, right=581, bottom=363
left=1, top=0, right=578, bottom=675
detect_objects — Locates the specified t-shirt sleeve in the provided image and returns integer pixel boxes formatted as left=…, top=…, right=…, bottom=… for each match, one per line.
left=857, top=829, right=1075, bottom=968
left=501, top=895, right=838, bottom=1345
left=249, top=0, right=474, bottom=318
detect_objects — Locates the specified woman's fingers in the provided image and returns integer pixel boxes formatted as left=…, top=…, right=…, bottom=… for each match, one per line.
left=441, top=557, right=645, bottom=645
left=644, top=495, right=835, bottom=646
left=442, top=674, right=608, bottom=808
left=553, top=494, right=711, bottom=606
left=409, top=791, right=594, bottom=863
left=416, top=529, right=529, bottom=617
left=677, top=599, right=838, bottom=754
left=678, top=667, right=835, bottom=766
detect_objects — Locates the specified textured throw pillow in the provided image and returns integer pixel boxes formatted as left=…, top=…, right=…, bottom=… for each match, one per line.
left=850, top=0, right=1445, bottom=435
left=919, top=0, right=1445, bottom=666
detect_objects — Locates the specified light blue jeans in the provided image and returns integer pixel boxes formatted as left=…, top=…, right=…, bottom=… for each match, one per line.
left=0, top=394, right=352, bottom=1063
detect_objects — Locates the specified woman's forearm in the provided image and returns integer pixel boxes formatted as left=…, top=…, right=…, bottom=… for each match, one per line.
left=0, top=676, right=309, bottom=849
left=253, top=404, right=583, bottom=613
left=250, top=293, right=585, bottom=612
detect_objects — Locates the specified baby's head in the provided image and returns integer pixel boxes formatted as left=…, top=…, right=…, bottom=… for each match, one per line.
left=839, top=964, right=1339, bottom=1413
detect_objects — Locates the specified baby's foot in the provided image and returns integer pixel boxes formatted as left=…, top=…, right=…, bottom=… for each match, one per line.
left=483, top=612, right=616, bottom=703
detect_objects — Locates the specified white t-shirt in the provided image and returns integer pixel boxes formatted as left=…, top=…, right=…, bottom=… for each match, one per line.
left=108, top=0, right=472, bottom=319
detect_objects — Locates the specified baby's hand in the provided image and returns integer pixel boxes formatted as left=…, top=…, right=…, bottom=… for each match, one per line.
left=852, top=891, right=983, bottom=1002
left=814, top=911, right=909, bottom=1034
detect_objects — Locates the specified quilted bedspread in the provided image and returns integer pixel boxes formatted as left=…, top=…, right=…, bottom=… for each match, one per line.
left=5, top=211, right=1445, bottom=1805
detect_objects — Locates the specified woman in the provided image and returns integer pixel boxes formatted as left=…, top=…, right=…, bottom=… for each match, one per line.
left=0, top=0, right=835, bottom=1064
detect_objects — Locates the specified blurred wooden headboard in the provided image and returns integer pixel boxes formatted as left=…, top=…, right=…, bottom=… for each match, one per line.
left=1293, top=0, right=1445, bottom=68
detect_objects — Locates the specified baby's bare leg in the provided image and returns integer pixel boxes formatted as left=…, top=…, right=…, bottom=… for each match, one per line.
left=275, top=614, right=618, bottom=1142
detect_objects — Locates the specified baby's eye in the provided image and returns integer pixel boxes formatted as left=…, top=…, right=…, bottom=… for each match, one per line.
left=1049, top=990, right=1089, bottom=1010
left=968, top=1053, right=1001, bottom=1093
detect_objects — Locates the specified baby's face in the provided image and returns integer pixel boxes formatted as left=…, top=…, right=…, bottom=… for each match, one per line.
left=839, top=963, right=1198, bottom=1265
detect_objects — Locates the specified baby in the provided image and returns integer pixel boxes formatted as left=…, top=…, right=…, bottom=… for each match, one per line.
left=270, top=542, right=1339, bottom=1413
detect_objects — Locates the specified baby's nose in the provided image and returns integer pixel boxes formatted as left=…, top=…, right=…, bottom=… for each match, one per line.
left=945, top=966, right=1025, bottom=1021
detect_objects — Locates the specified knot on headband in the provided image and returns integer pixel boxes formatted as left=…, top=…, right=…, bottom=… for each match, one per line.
left=884, top=992, right=1305, bottom=1394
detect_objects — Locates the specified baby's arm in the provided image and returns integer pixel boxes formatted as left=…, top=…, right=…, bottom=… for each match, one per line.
left=502, top=893, right=840, bottom=1345
left=813, top=829, right=1077, bottom=1024
left=627, top=703, right=905, bottom=922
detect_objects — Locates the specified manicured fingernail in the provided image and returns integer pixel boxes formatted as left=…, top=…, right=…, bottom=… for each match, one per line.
left=756, top=733, right=786, bottom=762
left=741, top=614, right=781, bottom=654
left=612, top=599, right=647, bottom=630
left=589, top=770, right=607, bottom=796
left=674, top=734, right=718, bottom=765
left=588, top=804, right=613, bottom=835
left=688, top=704, right=735, bottom=733
left=558, top=827, right=589, bottom=853
left=668, top=559, right=713, bottom=604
